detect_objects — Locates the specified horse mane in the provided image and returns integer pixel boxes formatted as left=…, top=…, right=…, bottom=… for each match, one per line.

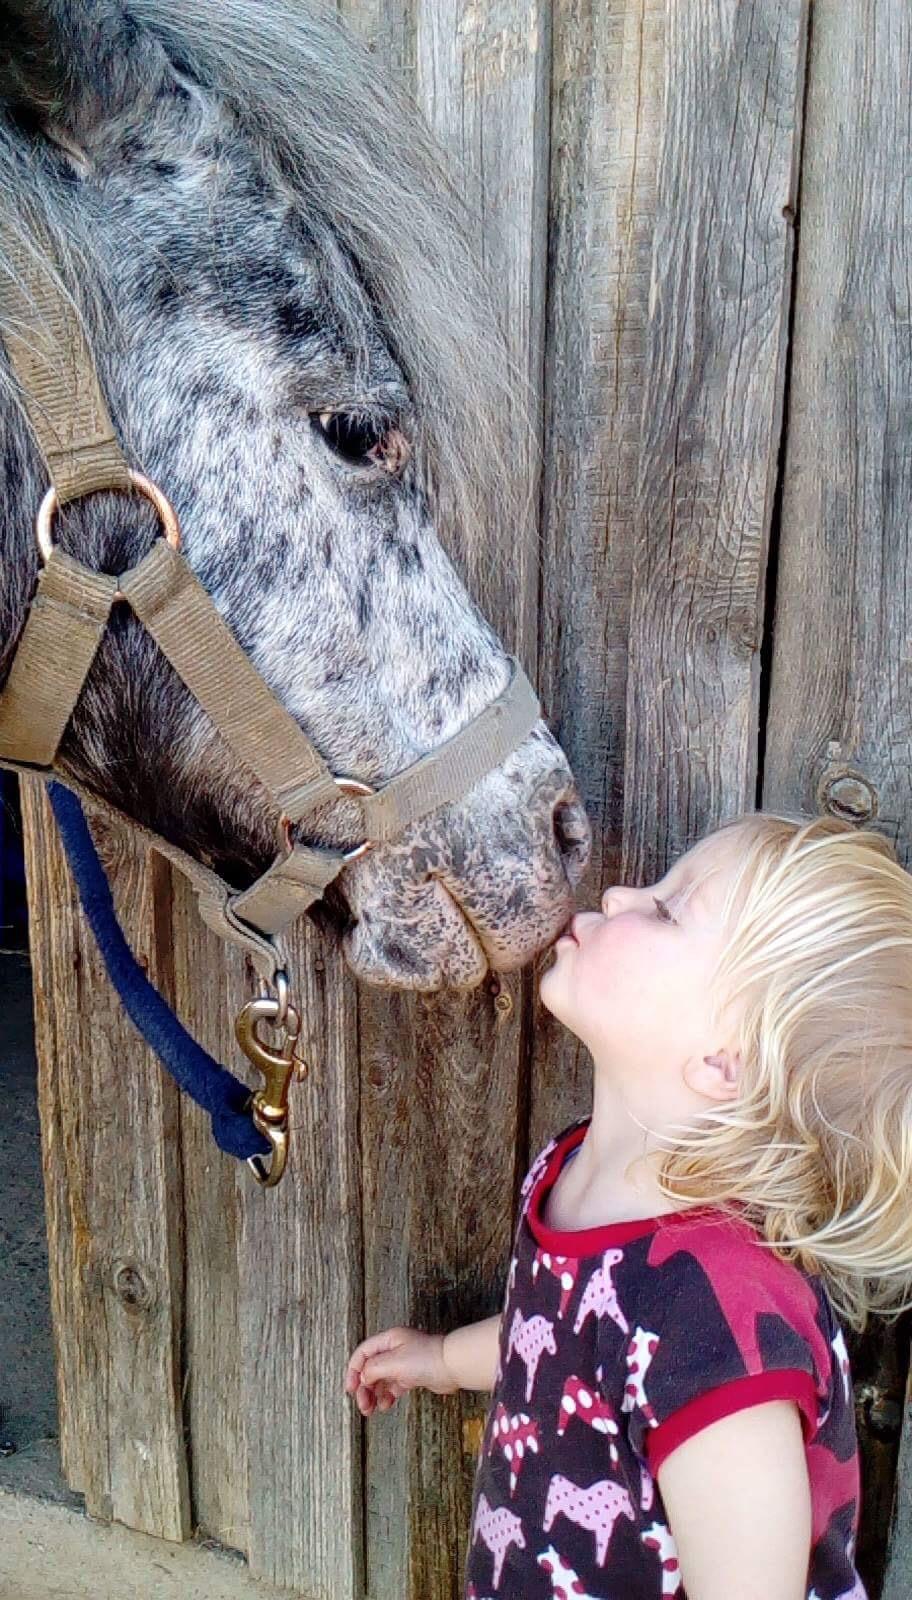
left=0, top=0, right=529, bottom=575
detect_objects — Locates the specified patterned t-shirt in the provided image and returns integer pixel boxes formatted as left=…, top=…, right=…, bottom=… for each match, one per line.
left=465, top=1121, right=864, bottom=1600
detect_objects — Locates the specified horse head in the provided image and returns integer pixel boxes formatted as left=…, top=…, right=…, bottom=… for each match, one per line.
left=0, top=0, right=590, bottom=989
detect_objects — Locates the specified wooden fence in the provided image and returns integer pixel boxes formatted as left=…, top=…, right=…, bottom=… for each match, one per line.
left=19, top=2, right=912, bottom=1596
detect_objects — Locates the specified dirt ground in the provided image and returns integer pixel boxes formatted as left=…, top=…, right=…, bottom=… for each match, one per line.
left=0, top=1490, right=296, bottom=1599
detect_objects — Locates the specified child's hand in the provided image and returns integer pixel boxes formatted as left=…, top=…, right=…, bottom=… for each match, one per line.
left=345, top=1326, right=457, bottom=1416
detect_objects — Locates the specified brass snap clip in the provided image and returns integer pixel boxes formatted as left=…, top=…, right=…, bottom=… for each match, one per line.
left=235, top=991, right=306, bottom=1188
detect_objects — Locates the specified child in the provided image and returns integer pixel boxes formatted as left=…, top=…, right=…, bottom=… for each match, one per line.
left=346, top=814, right=912, bottom=1599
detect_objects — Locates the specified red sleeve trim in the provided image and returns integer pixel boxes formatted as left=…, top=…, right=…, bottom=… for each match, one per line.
left=646, top=1370, right=819, bottom=1474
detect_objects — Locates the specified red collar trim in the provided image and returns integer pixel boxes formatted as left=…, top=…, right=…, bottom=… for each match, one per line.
left=527, top=1121, right=698, bottom=1256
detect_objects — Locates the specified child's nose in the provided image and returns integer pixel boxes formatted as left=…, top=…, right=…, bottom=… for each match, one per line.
left=600, top=884, right=638, bottom=915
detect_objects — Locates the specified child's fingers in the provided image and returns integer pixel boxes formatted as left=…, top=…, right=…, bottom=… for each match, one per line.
left=374, top=1379, right=407, bottom=1413
left=350, top=1329, right=404, bottom=1368
left=344, top=1360, right=364, bottom=1395
left=361, top=1352, right=407, bottom=1387
left=355, top=1381, right=377, bottom=1416
left=345, top=1330, right=407, bottom=1393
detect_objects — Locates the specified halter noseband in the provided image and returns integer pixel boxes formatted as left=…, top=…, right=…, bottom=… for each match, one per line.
left=0, top=228, right=541, bottom=1183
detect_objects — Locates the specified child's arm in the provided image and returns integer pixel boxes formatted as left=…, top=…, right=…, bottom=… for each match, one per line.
left=345, top=1315, right=501, bottom=1417
left=657, top=1400, right=811, bottom=1599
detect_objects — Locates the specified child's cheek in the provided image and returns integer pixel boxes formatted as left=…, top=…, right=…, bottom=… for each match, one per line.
left=592, top=927, right=673, bottom=1014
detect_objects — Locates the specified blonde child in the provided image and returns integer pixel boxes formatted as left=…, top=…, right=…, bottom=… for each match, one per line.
left=346, top=815, right=912, bottom=1599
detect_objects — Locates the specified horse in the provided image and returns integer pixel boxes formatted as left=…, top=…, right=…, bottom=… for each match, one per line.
left=0, top=0, right=590, bottom=994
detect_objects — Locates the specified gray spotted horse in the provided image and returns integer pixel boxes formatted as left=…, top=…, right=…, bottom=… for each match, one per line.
left=0, top=0, right=590, bottom=1000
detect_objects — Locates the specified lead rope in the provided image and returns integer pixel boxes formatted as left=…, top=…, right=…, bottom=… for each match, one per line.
left=46, top=782, right=304, bottom=1181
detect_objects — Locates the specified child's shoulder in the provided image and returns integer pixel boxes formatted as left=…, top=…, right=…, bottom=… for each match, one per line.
left=642, top=1208, right=839, bottom=1399
left=648, top=1206, right=829, bottom=1313
left=621, top=1211, right=845, bottom=1476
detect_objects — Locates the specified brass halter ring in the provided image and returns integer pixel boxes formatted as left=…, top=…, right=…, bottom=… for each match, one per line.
left=279, top=775, right=376, bottom=864
left=36, top=469, right=182, bottom=564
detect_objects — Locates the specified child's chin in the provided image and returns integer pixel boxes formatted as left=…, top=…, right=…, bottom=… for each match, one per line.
left=538, top=960, right=568, bottom=1018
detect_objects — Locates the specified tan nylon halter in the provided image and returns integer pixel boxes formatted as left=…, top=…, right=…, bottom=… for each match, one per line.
left=0, top=228, right=542, bottom=982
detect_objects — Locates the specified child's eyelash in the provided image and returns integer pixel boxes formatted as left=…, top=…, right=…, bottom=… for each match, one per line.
left=653, top=897, right=676, bottom=924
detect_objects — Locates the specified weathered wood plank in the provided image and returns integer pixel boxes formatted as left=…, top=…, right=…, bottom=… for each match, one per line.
left=338, top=0, right=415, bottom=79
left=622, top=0, right=808, bottom=882
left=353, top=4, right=551, bottom=1596
left=416, top=0, right=549, bottom=639
left=762, top=3, right=912, bottom=1593
left=884, top=1364, right=912, bottom=1600
left=20, top=780, right=189, bottom=1541
left=237, top=922, right=363, bottom=1597
left=532, top=0, right=668, bottom=1151
left=359, top=983, right=524, bottom=1599
left=168, top=873, right=249, bottom=1552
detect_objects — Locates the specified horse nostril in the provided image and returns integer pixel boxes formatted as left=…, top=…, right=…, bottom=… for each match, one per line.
left=552, top=794, right=591, bottom=876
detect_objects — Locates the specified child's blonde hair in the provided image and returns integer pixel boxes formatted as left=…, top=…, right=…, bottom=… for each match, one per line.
left=658, top=812, right=912, bottom=1331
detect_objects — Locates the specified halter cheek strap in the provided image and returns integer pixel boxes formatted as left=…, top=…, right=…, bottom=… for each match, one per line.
left=0, top=225, right=543, bottom=1183
left=0, top=518, right=541, bottom=951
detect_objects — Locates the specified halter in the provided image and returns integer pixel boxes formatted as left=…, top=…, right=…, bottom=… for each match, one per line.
left=0, top=228, right=541, bottom=1184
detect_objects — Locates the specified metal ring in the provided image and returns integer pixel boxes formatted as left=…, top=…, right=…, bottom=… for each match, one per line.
left=36, top=469, right=182, bottom=564
left=257, top=969, right=290, bottom=1029
left=278, top=776, right=377, bottom=864
left=333, top=776, right=376, bottom=863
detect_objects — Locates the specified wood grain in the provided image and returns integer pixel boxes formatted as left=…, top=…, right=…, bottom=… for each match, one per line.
left=622, top=0, right=808, bottom=880
left=533, top=0, right=668, bottom=1150
left=338, top=0, right=415, bottom=79
left=169, top=872, right=249, bottom=1552
left=884, top=1361, right=912, bottom=1600
left=20, top=781, right=189, bottom=1541
left=237, top=920, right=363, bottom=1597
left=762, top=3, right=912, bottom=1592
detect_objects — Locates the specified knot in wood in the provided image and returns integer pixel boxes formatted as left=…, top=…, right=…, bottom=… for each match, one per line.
left=819, top=770, right=878, bottom=824
left=111, top=1258, right=154, bottom=1312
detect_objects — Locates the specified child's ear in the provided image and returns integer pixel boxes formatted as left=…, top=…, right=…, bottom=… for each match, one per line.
left=684, top=1049, right=742, bottom=1103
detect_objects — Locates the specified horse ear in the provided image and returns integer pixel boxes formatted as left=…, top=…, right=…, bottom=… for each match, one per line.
left=0, top=1, right=167, bottom=150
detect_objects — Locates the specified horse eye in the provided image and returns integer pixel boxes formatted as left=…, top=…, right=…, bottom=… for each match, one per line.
left=313, top=410, right=410, bottom=473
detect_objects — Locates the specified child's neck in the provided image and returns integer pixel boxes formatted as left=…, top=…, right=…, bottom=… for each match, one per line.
left=544, top=1059, right=683, bottom=1233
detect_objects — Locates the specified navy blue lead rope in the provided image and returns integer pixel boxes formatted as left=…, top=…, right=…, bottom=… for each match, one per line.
left=48, top=781, right=270, bottom=1162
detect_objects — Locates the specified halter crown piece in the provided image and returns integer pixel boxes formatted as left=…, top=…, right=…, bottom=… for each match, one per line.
left=0, top=228, right=541, bottom=1185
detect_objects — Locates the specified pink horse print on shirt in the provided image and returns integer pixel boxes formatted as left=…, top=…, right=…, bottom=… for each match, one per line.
left=832, top=1329, right=851, bottom=1404
left=473, top=1495, right=526, bottom=1589
left=537, top=1545, right=604, bottom=1600
left=543, top=1474, right=635, bottom=1567
left=521, top=1140, right=557, bottom=1213
left=487, top=1404, right=540, bottom=1496
left=641, top=1521, right=683, bottom=1594
left=809, top=1584, right=867, bottom=1600
left=556, top=1374, right=620, bottom=1464
left=622, top=1327, right=660, bottom=1426
left=574, top=1249, right=629, bottom=1336
left=532, top=1249, right=580, bottom=1320
left=506, top=1309, right=557, bottom=1403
